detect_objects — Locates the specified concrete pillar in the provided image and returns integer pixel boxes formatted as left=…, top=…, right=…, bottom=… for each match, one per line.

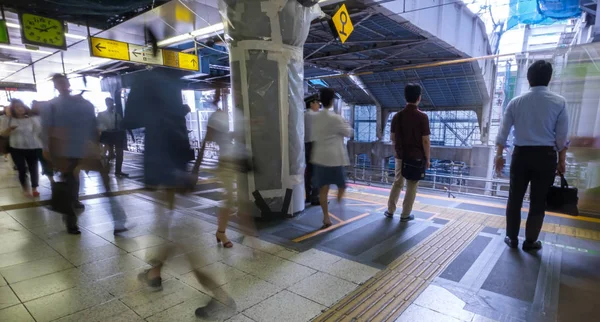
left=220, top=0, right=322, bottom=217
left=469, top=145, right=494, bottom=195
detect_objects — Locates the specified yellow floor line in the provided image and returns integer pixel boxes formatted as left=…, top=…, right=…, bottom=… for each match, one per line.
left=292, top=212, right=371, bottom=243
left=344, top=190, right=600, bottom=224
left=329, top=212, right=343, bottom=223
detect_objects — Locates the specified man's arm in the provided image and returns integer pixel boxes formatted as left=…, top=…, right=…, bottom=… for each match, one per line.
left=494, top=101, right=515, bottom=174
left=422, top=114, right=431, bottom=168
left=336, top=116, right=354, bottom=138
left=555, top=102, right=570, bottom=174
left=422, top=135, right=431, bottom=168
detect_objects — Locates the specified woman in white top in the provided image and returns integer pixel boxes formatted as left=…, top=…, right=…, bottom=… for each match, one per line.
left=311, top=88, right=354, bottom=229
left=0, top=99, right=42, bottom=197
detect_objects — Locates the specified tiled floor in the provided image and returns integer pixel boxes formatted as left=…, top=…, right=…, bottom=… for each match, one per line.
left=2, top=156, right=600, bottom=321
left=0, top=162, right=379, bottom=322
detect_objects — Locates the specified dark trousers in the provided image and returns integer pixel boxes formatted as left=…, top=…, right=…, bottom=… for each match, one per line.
left=10, top=148, right=39, bottom=189
left=36, top=149, right=54, bottom=177
left=101, top=131, right=125, bottom=173
left=107, top=142, right=124, bottom=173
left=305, top=142, right=319, bottom=202
left=61, top=158, right=126, bottom=230
left=506, top=146, right=557, bottom=242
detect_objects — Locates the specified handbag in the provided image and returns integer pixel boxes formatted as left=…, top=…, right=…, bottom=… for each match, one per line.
left=50, top=181, right=74, bottom=215
left=0, top=117, right=12, bottom=155
left=546, top=173, right=579, bottom=216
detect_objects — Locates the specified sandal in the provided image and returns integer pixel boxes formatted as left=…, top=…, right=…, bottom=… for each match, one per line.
left=319, top=222, right=333, bottom=230
left=216, top=231, right=233, bottom=248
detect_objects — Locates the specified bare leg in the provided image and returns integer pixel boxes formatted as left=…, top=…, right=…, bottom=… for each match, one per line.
left=337, top=187, right=346, bottom=203
left=320, top=185, right=332, bottom=226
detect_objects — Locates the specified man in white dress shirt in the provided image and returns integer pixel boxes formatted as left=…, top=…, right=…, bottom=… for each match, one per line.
left=311, top=88, right=354, bottom=229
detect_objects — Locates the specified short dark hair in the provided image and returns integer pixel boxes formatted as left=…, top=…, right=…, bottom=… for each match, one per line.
left=404, top=84, right=422, bottom=104
left=51, top=73, right=67, bottom=82
left=319, top=88, right=336, bottom=108
left=527, top=60, right=553, bottom=87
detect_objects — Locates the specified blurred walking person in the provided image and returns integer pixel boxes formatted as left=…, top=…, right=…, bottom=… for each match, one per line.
left=42, top=74, right=127, bottom=235
left=97, top=97, right=129, bottom=177
left=384, top=84, right=431, bottom=222
left=202, top=90, right=251, bottom=248
left=304, top=95, right=320, bottom=205
left=125, top=69, right=235, bottom=318
left=0, top=99, right=42, bottom=197
left=31, top=100, right=55, bottom=183
left=495, top=60, right=569, bottom=252
left=311, top=88, right=353, bottom=229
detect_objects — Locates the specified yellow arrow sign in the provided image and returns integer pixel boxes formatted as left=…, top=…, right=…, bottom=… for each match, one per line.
left=332, top=4, right=354, bottom=44
left=90, top=37, right=130, bottom=61
left=90, top=36, right=199, bottom=72
left=177, top=52, right=199, bottom=71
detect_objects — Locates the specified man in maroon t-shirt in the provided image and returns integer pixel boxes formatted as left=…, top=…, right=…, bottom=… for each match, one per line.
left=384, top=84, right=431, bottom=222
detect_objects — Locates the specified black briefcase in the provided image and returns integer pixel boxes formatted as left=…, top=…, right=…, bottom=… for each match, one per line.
left=51, top=181, right=74, bottom=215
left=546, top=174, right=579, bottom=216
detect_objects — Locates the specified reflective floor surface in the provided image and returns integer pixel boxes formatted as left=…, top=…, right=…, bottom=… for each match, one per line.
left=0, top=153, right=599, bottom=321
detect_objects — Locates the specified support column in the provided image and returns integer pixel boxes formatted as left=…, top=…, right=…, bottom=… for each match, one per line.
left=220, top=0, right=322, bottom=217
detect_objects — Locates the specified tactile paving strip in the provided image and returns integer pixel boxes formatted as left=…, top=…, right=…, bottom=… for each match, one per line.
left=314, top=220, right=483, bottom=322
left=342, top=191, right=600, bottom=242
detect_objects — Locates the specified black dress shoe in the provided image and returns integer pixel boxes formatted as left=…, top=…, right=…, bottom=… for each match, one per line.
left=74, top=201, right=85, bottom=210
left=504, top=236, right=518, bottom=248
left=113, top=227, right=129, bottom=235
left=115, top=172, right=129, bottom=177
left=522, top=240, right=542, bottom=251
left=67, top=227, right=81, bottom=235
left=384, top=211, right=394, bottom=218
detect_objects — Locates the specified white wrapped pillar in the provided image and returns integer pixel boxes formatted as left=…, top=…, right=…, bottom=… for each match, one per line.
left=219, top=0, right=322, bottom=217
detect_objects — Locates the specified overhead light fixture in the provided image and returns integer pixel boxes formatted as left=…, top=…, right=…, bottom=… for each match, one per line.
left=65, top=33, right=87, bottom=40
left=5, top=22, right=20, bottom=29
left=0, top=44, right=53, bottom=55
left=157, top=22, right=224, bottom=47
left=1, top=61, right=29, bottom=67
left=5, top=22, right=87, bottom=40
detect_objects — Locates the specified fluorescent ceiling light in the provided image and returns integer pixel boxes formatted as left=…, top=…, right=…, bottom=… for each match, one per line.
left=157, top=22, right=224, bottom=47
left=0, top=44, right=53, bottom=55
left=66, top=33, right=87, bottom=40
left=5, top=22, right=87, bottom=40
left=1, top=61, right=28, bottom=67
left=5, top=22, right=20, bottom=29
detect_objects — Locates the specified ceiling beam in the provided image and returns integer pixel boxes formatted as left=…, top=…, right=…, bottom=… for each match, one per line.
left=305, top=39, right=424, bottom=45
left=306, top=39, right=428, bottom=62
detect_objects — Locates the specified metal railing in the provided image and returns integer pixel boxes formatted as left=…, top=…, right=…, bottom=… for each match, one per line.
left=347, top=163, right=585, bottom=201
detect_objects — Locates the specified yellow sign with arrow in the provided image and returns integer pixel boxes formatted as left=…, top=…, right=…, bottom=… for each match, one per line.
left=89, top=36, right=199, bottom=72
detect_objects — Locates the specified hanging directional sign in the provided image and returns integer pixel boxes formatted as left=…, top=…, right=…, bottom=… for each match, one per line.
left=177, top=52, right=199, bottom=71
left=331, top=4, right=354, bottom=44
left=91, top=37, right=130, bottom=61
left=89, top=36, right=199, bottom=72
left=129, top=44, right=164, bottom=65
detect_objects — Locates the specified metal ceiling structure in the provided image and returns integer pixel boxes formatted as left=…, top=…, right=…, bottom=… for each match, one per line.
left=0, top=0, right=492, bottom=115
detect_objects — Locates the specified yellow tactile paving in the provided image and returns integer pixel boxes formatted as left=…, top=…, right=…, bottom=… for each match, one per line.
left=315, top=189, right=600, bottom=322
left=314, top=220, right=483, bottom=322
left=340, top=191, right=600, bottom=242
